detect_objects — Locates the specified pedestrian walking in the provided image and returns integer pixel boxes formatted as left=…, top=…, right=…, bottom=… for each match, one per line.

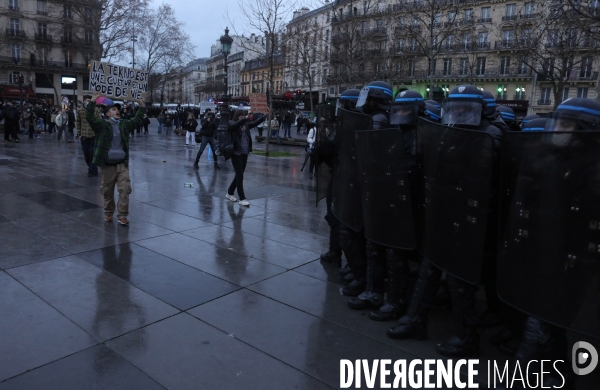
left=193, top=112, right=219, bottom=170
left=165, top=114, right=173, bottom=135
left=67, top=106, right=76, bottom=142
left=55, top=108, right=69, bottom=141
left=1, top=102, right=20, bottom=142
left=157, top=110, right=165, bottom=133
left=270, top=115, right=280, bottom=144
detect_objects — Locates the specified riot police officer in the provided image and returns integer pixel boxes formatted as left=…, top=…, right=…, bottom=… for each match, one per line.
left=335, top=81, right=393, bottom=297
left=349, top=90, right=425, bottom=320
left=497, top=105, right=520, bottom=131
left=320, top=89, right=360, bottom=268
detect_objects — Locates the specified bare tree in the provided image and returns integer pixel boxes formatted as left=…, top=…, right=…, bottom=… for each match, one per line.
left=392, top=0, right=462, bottom=99
left=137, top=3, right=195, bottom=105
left=285, top=16, right=329, bottom=113
left=501, top=1, right=596, bottom=108
left=228, top=0, right=311, bottom=156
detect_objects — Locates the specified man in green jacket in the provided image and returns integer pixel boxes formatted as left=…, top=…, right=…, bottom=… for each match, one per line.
left=86, top=93, right=145, bottom=226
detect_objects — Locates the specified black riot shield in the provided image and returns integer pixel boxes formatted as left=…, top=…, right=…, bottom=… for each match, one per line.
left=332, top=108, right=373, bottom=231
left=316, top=105, right=336, bottom=206
left=498, top=131, right=600, bottom=339
left=419, top=119, right=495, bottom=284
left=355, top=129, right=416, bottom=249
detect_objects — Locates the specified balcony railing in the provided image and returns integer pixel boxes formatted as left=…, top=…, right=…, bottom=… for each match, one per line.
left=0, top=55, right=88, bottom=70
left=8, top=5, right=19, bottom=10
left=5, top=29, right=26, bottom=38
left=61, top=36, right=74, bottom=44
left=538, top=99, right=551, bottom=105
left=37, top=10, right=48, bottom=15
left=34, top=33, right=52, bottom=42
left=521, top=13, right=537, bottom=19
left=460, top=18, right=475, bottom=26
left=502, top=15, right=518, bottom=22
left=478, top=17, right=492, bottom=23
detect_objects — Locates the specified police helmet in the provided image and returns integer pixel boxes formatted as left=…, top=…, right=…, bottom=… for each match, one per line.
left=425, top=100, right=441, bottom=110
left=356, top=81, right=393, bottom=112
left=481, top=91, right=497, bottom=117
left=424, top=102, right=441, bottom=122
left=390, top=90, right=424, bottom=126
left=522, top=118, right=548, bottom=132
left=546, top=98, right=600, bottom=131
left=337, top=89, right=360, bottom=111
left=520, top=114, right=540, bottom=129
left=496, top=105, right=517, bottom=125
left=441, top=85, right=484, bottom=127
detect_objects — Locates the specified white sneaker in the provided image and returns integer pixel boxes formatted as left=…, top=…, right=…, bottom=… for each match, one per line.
left=225, top=194, right=238, bottom=202
left=239, top=199, right=250, bottom=207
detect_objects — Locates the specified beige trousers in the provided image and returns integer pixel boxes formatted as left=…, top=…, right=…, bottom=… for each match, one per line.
left=99, top=163, right=132, bottom=219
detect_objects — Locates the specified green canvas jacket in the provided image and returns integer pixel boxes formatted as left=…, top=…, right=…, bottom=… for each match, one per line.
left=86, top=102, right=145, bottom=168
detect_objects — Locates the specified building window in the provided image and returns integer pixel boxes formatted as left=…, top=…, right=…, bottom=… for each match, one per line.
left=37, top=0, right=47, bottom=14
left=562, top=88, right=570, bottom=102
left=408, top=60, right=415, bottom=77
left=580, top=56, right=593, bottom=78
left=464, top=8, right=473, bottom=21
left=518, top=56, right=529, bottom=74
left=326, top=12, right=330, bottom=22
left=577, top=87, right=589, bottom=98
left=515, top=85, right=526, bottom=100
left=462, top=34, right=471, bottom=49
left=500, top=56, right=511, bottom=75
left=38, top=23, right=47, bottom=38
left=11, top=44, right=21, bottom=62
left=9, top=0, right=19, bottom=10
left=64, top=5, right=73, bottom=18
left=65, top=51, right=73, bottom=68
left=9, top=18, right=20, bottom=34
left=85, top=30, right=93, bottom=45
left=459, top=58, right=469, bottom=76
left=480, top=7, right=491, bottom=22
left=443, top=58, right=452, bottom=76
left=540, top=88, right=551, bottom=104
left=329, top=86, right=336, bottom=95
left=497, top=84, right=508, bottom=100
left=478, top=32, right=488, bottom=47
left=505, top=3, right=517, bottom=18
left=427, top=59, right=436, bottom=76
left=476, top=57, right=486, bottom=75
left=524, top=2, right=535, bottom=16
left=9, top=71, right=22, bottom=83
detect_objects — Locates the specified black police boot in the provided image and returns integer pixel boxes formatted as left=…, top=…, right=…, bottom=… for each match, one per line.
left=387, top=310, right=429, bottom=340
left=370, top=249, right=410, bottom=321
left=347, top=241, right=385, bottom=310
left=436, top=330, right=480, bottom=358
left=339, top=265, right=352, bottom=276
left=339, top=226, right=367, bottom=296
left=436, top=275, right=480, bottom=357
left=387, top=259, right=441, bottom=340
left=341, top=277, right=365, bottom=297
left=320, top=226, right=342, bottom=267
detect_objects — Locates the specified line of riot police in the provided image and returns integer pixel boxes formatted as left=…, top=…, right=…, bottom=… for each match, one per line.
left=313, top=81, right=600, bottom=388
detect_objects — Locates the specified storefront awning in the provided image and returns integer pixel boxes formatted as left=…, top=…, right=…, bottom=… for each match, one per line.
left=0, top=84, right=36, bottom=99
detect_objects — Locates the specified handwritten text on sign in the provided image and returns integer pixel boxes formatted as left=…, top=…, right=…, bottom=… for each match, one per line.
left=89, top=61, right=148, bottom=100
left=249, top=93, right=269, bottom=114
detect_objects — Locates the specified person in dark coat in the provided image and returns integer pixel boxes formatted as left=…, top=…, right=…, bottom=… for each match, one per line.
left=224, top=110, right=265, bottom=207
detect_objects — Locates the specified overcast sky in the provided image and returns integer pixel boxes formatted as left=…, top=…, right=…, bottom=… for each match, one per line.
left=155, top=0, right=250, bottom=59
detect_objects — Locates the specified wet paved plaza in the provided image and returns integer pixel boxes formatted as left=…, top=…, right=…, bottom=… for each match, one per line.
left=0, top=121, right=511, bottom=389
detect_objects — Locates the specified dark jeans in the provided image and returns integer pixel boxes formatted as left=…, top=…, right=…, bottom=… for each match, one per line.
left=195, top=136, right=218, bottom=162
left=283, top=122, right=292, bottom=137
left=47, top=123, right=55, bottom=134
left=228, top=153, right=249, bottom=200
left=143, top=125, right=149, bottom=134
left=81, top=137, right=98, bottom=174
left=257, top=127, right=263, bottom=136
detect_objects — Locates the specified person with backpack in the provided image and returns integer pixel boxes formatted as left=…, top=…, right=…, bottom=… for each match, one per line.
left=1, top=102, right=20, bottom=142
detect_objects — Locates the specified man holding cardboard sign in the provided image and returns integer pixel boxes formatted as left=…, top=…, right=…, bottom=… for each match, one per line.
left=86, top=91, right=145, bottom=226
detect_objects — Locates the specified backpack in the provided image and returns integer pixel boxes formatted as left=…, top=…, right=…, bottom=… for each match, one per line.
left=217, top=128, right=234, bottom=160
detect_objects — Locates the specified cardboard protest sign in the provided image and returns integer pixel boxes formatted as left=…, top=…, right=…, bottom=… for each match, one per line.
left=89, top=61, right=148, bottom=101
left=249, top=93, right=269, bottom=114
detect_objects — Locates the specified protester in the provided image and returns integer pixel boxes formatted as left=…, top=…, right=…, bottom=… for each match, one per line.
left=225, top=110, right=265, bottom=207
left=55, top=107, right=70, bottom=141
left=67, top=105, right=76, bottom=142
left=193, top=111, right=219, bottom=169
left=142, top=114, right=150, bottom=134
left=157, top=110, right=165, bottom=133
left=270, top=114, right=280, bottom=144
left=165, top=114, right=173, bottom=135
left=184, top=112, right=198, bottom=146
left=86, top=93, right=145, bottom=226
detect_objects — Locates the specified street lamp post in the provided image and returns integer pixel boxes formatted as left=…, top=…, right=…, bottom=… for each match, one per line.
left=219, top=28, right=233, bottom=102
